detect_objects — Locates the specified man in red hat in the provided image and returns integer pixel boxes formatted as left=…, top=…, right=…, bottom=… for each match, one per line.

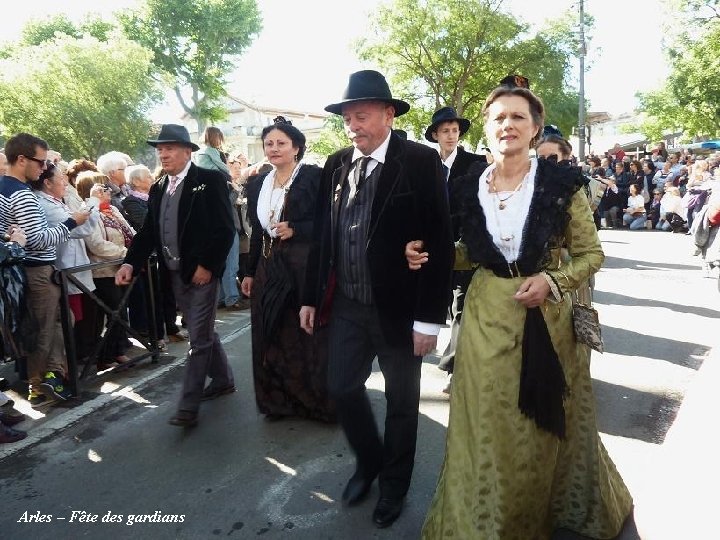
left=300, top=70, right=454, bottom=528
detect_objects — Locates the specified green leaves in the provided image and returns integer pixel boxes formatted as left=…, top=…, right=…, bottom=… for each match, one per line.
left=638, top=7, right=720, bottom=140
left=120, top=0, right=262, bottom=130
left=0, top=34, right=161, bottom=158
left=357, top=0, right=585, bottom=145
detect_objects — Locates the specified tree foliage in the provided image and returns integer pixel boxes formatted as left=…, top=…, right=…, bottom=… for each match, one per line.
left=0, top=34, right=162, bottom=158
left=357, top=0, right=585, bottom=145
left=638, top=6, right=720, bottom=140
left=120, top=0, right=262, bottom=133
left=307, top=116, right=348, bottom=159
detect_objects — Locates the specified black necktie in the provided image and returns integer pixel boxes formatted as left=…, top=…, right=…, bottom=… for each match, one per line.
left=355, top=156, right=371, bottom=188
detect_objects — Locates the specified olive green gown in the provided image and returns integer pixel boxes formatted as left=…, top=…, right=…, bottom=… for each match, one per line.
left=422, top=189, right=633, bottom=539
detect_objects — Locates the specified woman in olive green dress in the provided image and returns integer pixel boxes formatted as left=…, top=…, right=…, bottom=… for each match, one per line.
left=407, top=85, right=632, bottom=539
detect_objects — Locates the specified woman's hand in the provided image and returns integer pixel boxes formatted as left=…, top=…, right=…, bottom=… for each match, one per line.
left=273, top=221, right=294, bottom=241
left=513, top=274, right=551, bottom=308
left=241, top=276, right=254, bottom=297
left=405, top=240, right=428, bottom=270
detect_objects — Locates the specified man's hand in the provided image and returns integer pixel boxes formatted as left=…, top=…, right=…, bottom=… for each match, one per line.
left=241, top=276, right=253, bottom=297
left=273, top=221, right=294, bottom=241
left=115, top=264, right=134, bottom=286
left=299, top=306, right=316, bottom=335
left=413, top=331, right=437, bottom=357
left=7, top=225, right=26, bottom=247
left=513, top=274, right=550, bottom=308
left=405, top=240, right=428, bottom=270
left=192, top=264, right=212, bottom=286
left=72, top=210, right=90, bottom=226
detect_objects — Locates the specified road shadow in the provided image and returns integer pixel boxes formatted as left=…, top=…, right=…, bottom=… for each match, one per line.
left=601, top=325, right=709, bottom=370
left=602, top=255, right=699, bottom=272
left=595, top=289, right=720, bottom=320
left=592, top=378, right=683, bottom=444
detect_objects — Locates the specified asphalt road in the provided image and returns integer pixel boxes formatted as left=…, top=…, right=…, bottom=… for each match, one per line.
left=1, top=229, right=718, bottom=540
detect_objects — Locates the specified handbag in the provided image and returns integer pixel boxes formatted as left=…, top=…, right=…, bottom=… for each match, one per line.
left=571, top=292, right=603, bottom=352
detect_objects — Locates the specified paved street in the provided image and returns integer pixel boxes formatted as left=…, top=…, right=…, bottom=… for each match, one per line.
left=1, top=229, right=718, bottom=540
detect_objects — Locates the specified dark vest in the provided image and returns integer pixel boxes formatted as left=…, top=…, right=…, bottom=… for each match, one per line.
left=337, top=160, right=383, bottom=304
left=159, top=184, right=182, bottom=271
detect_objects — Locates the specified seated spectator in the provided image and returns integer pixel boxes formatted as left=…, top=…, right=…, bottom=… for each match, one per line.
left=623, top=184, right=647, bottom=230
left=601, top=157, right=613, bottom=178
left=589, top=156, right=605, bottom=178
left=653, top=161, right=673, bottom=191
left=612, top=161, right=634, bottom=200
left=77, top=172, right=135, bottom=371
left=647, top=189, right=663, bottom=229
left=657, top=185, right=685, bottom=232
left=599, top=177, right=623, bottom=228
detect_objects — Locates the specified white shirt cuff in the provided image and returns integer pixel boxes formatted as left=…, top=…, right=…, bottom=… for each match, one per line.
left=413, top=321, right=442, bottom=336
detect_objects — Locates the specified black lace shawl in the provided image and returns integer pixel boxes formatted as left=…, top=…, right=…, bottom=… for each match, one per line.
left=452, top=157, right=586, bottom=439
left=452, top=157, right=585, bottom=272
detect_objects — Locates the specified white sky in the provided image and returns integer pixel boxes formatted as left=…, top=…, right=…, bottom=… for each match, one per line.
left=2, top=0, right=669, bottom=121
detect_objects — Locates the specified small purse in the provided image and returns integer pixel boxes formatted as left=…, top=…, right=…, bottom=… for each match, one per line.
left=572, top=293, right=603, bottom=353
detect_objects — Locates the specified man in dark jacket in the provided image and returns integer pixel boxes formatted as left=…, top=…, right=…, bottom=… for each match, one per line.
left=425, top=106, right=486, bottom=387
left=300, top=71, right=454, bottom=528
left=115, top=124, right=235, bottom=428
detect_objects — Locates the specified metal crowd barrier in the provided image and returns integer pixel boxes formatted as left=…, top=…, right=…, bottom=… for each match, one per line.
left=58, top=255, right=161, bottom=395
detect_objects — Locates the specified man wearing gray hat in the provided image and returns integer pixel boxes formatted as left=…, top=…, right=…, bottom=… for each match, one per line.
left=300, top=70, right=454, bottom=528
left=115, top=124, right=236, bottom=427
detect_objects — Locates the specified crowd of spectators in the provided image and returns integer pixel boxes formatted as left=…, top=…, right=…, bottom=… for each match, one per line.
left=581, top=144, right=720, bottom=235
left=0, top=129, right=264, bottom=443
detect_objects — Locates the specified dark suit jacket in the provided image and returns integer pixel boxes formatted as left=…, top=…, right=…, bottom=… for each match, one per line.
left=304, top=132, right=454, bottom=346
left=245, top=163, right=321, bottom=277
left=448, top=146, right=486, bottom=240
left=124, top=162, right=235, bottom=284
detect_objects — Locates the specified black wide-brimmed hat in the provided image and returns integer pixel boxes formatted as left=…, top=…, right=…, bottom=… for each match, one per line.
left=325, top=70, right=410, bottom=117
left=147, top=124, right=200, bottom=151
left=424, top=106, right=471, bottom=142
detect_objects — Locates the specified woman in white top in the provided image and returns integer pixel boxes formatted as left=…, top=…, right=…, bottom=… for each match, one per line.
left=407, top=83, right=631, bottom=539
left=622, top=183, right=647, bottom=229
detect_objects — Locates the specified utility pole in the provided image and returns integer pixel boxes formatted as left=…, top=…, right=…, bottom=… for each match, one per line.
left=578, top=0, right=587, bottom=160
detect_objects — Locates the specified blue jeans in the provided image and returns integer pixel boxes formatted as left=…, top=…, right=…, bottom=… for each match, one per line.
left=656, top=220, right=671, bottom=231
left=623, top=213, right=646, bottom=230
left=218, top=232, right=240, bottom=306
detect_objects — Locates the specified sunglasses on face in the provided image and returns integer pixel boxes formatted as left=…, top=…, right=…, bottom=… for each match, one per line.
left=23, top=155, right=48, bottom=167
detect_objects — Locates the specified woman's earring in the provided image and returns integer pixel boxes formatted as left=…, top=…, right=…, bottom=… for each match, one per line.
left=294, top=154, right=299, bottom=162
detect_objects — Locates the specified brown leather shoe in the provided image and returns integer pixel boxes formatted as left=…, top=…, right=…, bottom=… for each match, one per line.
left=168, top=410, right=198, bottom=427
left=167, top=333, right=187, bottom=343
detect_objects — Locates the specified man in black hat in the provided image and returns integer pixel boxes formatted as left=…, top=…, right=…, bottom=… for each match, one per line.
left=300, top=70, right=454, bottom=528
left=424, top=107, right=486, bottom=390
left=115, top=124, right=236, bottom=427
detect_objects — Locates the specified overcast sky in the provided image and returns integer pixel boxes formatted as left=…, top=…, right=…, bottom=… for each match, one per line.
left=3, top=0, right=669, bottom=121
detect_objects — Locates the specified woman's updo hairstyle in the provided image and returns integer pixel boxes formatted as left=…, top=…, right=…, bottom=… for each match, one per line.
left=482, top=75, right=545, bottom=147
left=261, top=116, right=306, bottom=162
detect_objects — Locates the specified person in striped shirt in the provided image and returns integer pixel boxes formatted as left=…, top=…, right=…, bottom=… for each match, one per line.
left=0, top=133, right=89, bottom=407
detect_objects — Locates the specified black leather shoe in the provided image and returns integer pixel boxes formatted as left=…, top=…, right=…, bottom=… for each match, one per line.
left=341, top=471, right=376, bottom=506
left=372, top=496, right=404, bottom=528
left=168, top=410, right=198, bottom=427
left=200, top=384, right=236, bottom=401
